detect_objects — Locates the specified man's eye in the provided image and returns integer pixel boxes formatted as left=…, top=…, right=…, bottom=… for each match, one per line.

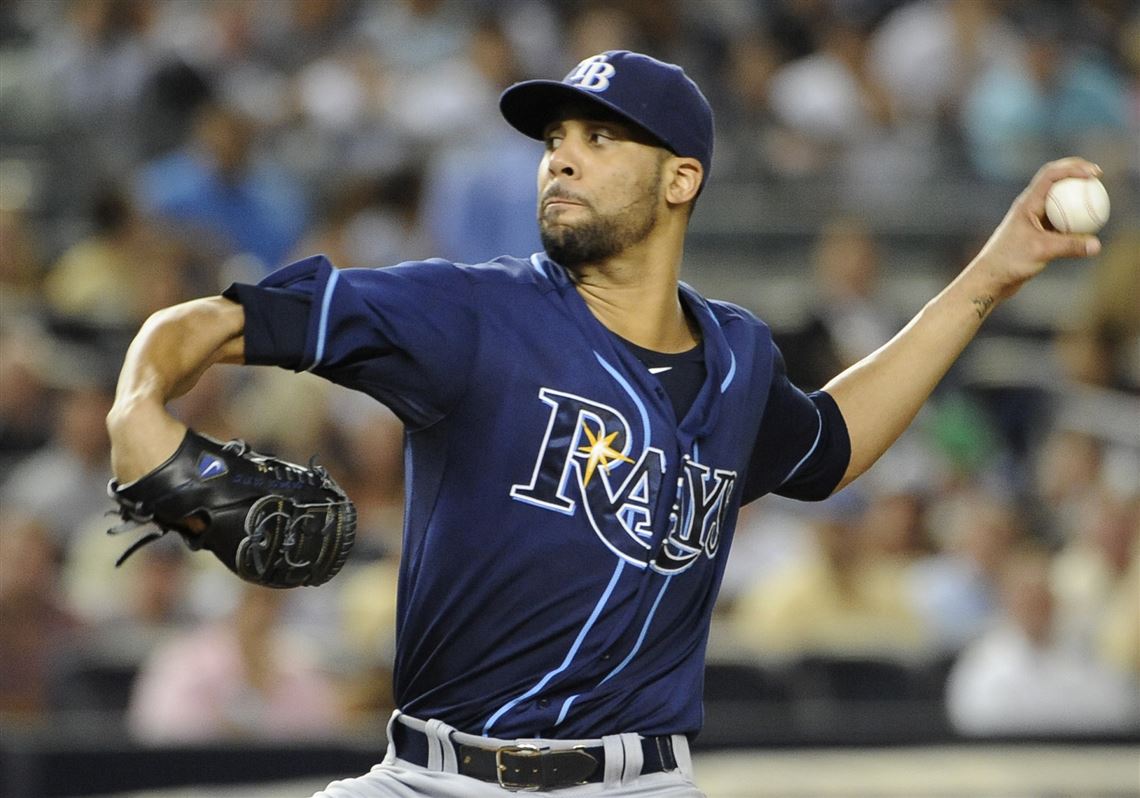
left=591, top=131, right=614, bottom=143
left=545, top=136, right=563, bottom=149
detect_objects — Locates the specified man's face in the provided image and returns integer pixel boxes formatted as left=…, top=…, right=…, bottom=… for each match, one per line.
left=537, top=107, right=668, bottom=269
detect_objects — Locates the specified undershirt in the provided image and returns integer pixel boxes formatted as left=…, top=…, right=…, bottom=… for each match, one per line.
left=614, top=335, right=706, bottom=423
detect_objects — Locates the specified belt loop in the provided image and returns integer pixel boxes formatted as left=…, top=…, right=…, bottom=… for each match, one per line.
left=671, top=733, right=694, bottom=780
left=382, top=709, right=401, bottom=766
left=424, top=718, right=459, bottom=773
left=438, top=722, right=459, bottom=774
left=425, top=723, right=442, bottom=771
left=601, top=734, right=624, bottom=788
left=619, top=733, right=644, bottom=784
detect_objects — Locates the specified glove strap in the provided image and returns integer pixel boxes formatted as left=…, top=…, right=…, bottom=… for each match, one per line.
left=113, top=530, right=166, bottom=567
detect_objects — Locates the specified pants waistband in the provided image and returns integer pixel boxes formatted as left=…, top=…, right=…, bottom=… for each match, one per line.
left=388, top=712, right=681, bottom=791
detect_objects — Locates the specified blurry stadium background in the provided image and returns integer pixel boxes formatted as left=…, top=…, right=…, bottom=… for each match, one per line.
left=1, top=1, right=1137, bottom=796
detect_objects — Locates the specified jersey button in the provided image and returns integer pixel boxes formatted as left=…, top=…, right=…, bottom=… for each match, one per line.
left=538, top=698, right=550, bottom=708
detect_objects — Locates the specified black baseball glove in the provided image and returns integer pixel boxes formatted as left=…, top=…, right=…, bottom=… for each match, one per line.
left=108, top=429, right=356, bottom=588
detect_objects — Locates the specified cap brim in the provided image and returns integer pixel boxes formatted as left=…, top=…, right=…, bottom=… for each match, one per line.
left=500, top=80, right=662, bottom=145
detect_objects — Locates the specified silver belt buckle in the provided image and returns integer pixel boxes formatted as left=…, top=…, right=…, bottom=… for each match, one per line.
left=496, top=743, right=544, bottom=791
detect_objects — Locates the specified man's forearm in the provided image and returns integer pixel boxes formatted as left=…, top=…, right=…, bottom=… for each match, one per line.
left=823, top=265, right=995, bottom=490
left=107, top=296, right=246, bottom=483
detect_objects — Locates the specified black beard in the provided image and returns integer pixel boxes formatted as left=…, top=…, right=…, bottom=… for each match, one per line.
left=539, top=161, right=663, bottom=270
left=540, top=199, right=657, bottom=270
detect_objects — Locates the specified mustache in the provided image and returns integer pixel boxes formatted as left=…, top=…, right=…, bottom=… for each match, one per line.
left=541, top=186, right=590, bottom=209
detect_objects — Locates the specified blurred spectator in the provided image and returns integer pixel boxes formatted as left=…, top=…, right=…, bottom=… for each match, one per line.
left=335, top=557, right=400, bottom=732
left=765, top=5, right=931, bottom=184
left=761, top=0, right=829, bottom=63
left=1034, top=428, right=1105, bottom=545
left=869, top=0, right=1019, bottom=129
left=36, top=0, right=161, bottom=123
left=289, top=43, right=407, bottom=181
left=0, top=205, right=45, bottom=320
left=726, top=491, right=928, bottom=661
left=907, top=488, right=1025, bottom=653
left=717, top=28, right=786, bottom=179
left=228, top=368, right=336, bottom=460
left=1098, top=546, right=1140, bottom=677
left=128, top=584, right=343, bottom=743
left=0, top=378, right=114, bottom=546
left=419, top=16, right=543, bottom=263
left=960, top=5, right=1131, bottom=181
left=860, top=486, right=934, bottom=563
left=136, top=101, right=309, bottom=270
left=63, top=522, right=194, bottom=636
left=42, top=184, right=191, bottom=329
left=946, top=548, right=1140, bottom=735
left=714, top=496, right=814, bottom=613
left=300, top=169, right=433, bottom=269
left=249, top=0, right=364, bottom=75
left=0, top=515, right=82, bottom=720
left=46, top=530, right=197, bottom=717
left=357, top=0, right=504, bottom=152
left=359, top=0, right=470, bottom=74
left=775, top=217, right=899, bottom=390
left=1053, top=227, right=1140, bottom=393
left=566, top=2, right=645, bottom=62
left=323, top=395, right=406, bottom=555
left=23, top=0, right=169, bottom=187
left=164, top=365, right=243, bottom=443
left=1051, top=490, right=1139, bottom=659
left=133, top=56, right=215, bottom=159
left=0, top=329, right=55, bottom=473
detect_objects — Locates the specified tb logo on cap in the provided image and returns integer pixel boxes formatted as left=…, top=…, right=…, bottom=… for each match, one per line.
left=567, top=55, right=616, bottom=92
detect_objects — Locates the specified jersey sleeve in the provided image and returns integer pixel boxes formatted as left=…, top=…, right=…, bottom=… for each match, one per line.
left=741, top=346, right=851, bottom=503
left=223, top=254, right=479, bottom=429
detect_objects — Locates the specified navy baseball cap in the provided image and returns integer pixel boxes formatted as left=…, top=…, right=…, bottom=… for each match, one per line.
left=500, top=50, right=714, bottom=186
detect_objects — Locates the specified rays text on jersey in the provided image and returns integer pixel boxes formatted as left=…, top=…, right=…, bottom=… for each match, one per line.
left=510, top=388, right=736, bottom=573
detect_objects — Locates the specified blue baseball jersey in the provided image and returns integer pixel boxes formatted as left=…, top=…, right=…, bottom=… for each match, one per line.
left=226, top=252, right=849, bottom=740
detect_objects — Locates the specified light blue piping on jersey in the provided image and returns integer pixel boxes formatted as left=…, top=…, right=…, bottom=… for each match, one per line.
left=705, top=311, right=737, bottom=393
left=482, top=559, right=626, bottom=737
left=308, top=268, right=340, bottom=371
left=554, top=571, right=675, bottom=726
left=720, top=349, right=736, bottom=393
left=593, top=352, right=651, bottom=447
left=529, top=252, right=549, bottom=279
left=555, top=436, right=697, bottom=727
left=777, top=404, right=823, bottom=487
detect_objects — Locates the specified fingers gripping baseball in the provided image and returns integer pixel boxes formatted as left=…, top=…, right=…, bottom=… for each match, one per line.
left=974, top=157, right=1104, bottom=300
left=1021, top=153, right=1098, bottom=254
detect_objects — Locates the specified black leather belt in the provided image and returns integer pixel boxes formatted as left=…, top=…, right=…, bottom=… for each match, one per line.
left=390, top=718, right=677, bottom=791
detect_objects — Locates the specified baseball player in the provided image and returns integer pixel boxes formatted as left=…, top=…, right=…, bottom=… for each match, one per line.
left=106, top=51, right=1103, bottom=796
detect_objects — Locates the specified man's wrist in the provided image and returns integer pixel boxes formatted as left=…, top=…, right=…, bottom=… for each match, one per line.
left=954, top=257, right=1013, bottom=322
left=107, top=399, right=187, bottom=484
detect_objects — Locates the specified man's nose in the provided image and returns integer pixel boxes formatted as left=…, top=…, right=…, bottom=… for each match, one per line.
left=547, top=142, right=578, bottom=178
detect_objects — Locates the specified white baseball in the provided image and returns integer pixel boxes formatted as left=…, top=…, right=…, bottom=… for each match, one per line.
left=1045, top=176, right=1110, bottom=234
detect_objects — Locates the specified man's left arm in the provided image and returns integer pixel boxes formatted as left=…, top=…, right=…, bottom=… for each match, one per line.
left=824, top=157, right=1105, bottom=492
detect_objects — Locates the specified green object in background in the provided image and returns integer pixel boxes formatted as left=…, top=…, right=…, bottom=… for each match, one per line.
left=926, top=393, right=999, bottom=475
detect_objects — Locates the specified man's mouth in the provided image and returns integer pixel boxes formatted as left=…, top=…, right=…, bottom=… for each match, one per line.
left=544, top=199, right=581, bottom=211
left=542, top=190, right=588, bottom=212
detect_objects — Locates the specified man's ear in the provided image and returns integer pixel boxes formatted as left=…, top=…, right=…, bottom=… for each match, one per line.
left=665, top=157, right=703, bottom=207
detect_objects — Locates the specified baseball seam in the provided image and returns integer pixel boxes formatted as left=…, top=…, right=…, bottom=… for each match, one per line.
left=1047, top=193, right=1070, bottom=233
left=1083, top=186, right=1106, bottom=228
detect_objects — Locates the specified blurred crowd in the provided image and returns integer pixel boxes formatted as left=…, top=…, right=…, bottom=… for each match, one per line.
left=0, top=0, right=1137, bottom=747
